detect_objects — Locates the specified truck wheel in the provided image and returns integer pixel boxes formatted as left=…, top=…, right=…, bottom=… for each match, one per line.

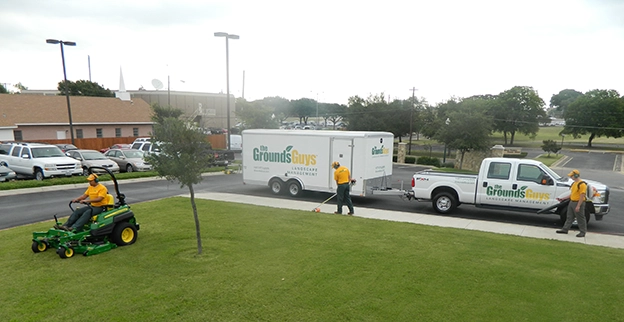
left=35, top=168, right=44, bottom=181
left=432, top=192, right=457, bottom=214
left=287, top=181, right=302, bottom=197
left=269, top=179, right=283, bottom=194
left=112, top=222, right=138, bottom=246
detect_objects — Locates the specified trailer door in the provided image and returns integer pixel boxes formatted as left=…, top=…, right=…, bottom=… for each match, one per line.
left=330, top=138, right=353, bottom=190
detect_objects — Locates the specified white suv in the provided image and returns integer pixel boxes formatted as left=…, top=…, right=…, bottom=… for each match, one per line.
left=0, top=143, right=82, bottom=180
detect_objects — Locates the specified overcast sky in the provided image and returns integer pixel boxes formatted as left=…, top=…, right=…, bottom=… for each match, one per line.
left=1, top=0, right=623, bottom=106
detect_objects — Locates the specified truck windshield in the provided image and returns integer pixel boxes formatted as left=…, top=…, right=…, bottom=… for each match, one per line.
left=31, top=147, right=65, bottom=158
left=540, top=164, right=563, bottom=181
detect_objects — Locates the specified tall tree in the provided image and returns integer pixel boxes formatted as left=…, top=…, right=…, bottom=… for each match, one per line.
left=261, top=96, right=291, bottom=125
left=550, top=89, right=583, bottom=118
left=323, top=103, right=347, bottom=129
left=0, top=84, right=7, bottom=94
left=563, top=89, right=624, bottom=147
left=490, top=86, right=547, bottom=145
left=235, top=98, right=279, bottom=129
left=57, top=80, right=114, bottom=97
left=347, top=93, right=395, bottom=132
left=290, top=98, right=316, bottom=125
left=148, top=104, right=213, bottom=255
left=435, top=102, right=493, bottom=169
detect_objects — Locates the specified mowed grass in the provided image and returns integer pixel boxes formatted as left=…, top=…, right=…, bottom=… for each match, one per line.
left=3, top=197, right=624, bottom=321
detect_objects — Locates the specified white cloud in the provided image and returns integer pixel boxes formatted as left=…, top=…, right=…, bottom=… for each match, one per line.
left=1, top=0, right=623, bottom=106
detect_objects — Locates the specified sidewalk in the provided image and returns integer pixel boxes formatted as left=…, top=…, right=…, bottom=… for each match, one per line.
left=191, top=192, right=624, bottom=250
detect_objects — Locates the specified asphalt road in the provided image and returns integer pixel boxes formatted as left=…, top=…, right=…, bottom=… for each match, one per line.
left=2, top=150, right=623, bottom=235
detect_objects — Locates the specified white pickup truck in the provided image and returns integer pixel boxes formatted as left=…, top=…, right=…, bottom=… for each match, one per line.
left=0, top=143, right=82, bottom=180
left=409, top=157, right=610, bottom=224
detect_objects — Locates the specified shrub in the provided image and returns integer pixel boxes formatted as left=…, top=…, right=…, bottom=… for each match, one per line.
left=417, top=156, right=440, bottom=167
left=441, top=162, right=455, bottom=168
left=405, top=156, right=416, bottom=164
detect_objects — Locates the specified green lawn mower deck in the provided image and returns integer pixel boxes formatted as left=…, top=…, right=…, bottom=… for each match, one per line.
left=31, top=166, right=140, bottom=259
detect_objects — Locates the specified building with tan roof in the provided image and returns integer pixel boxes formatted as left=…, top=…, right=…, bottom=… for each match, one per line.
left=0, top=94, right=153, bottom=142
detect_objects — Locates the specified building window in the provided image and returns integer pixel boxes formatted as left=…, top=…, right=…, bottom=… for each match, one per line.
left=14, top=130, right=23, bottom=141
left=115, top=128, right=122, bottom=137
left=96, top=128, right=103, bottom=138
left=76, top=129, right=83, bottom=139
left=133, top=128, right=139, bottom=136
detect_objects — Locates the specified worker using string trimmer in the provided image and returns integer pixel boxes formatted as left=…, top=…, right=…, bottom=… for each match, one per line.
left=332, top=161, right=356, bottom=215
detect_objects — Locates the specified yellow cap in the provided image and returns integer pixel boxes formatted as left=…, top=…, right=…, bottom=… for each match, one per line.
left=567, top=169, right=580, bottom=177
left=87, top=174, right=99, bottom=181
left=331, top=161, right=340, bottom=168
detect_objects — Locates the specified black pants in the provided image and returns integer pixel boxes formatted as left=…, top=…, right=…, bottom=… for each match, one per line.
left=336, top=183, right=354, bottom=214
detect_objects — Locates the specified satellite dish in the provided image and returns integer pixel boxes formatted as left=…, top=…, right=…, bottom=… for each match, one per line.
left=152, top=79, right=163, bottom=90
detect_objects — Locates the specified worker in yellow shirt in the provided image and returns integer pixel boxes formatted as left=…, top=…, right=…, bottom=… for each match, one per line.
left=332, top=161, right=354, bottom=215
left=556, top=169, right=587, bottom=237
left=55, top=174, right=108, bottom=232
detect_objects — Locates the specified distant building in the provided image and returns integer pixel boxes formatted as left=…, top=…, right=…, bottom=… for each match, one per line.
left=0, top=94, right=153, bottom=141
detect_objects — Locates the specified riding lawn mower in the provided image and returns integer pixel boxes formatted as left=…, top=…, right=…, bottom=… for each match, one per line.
left=31, top=166, right=140, bottom=259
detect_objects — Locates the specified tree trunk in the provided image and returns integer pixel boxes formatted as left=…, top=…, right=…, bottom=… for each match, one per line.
left=503, top=132, right=508, bottom=145
left=459, top=150, right=465, bottom=169
left=588, top=133, right=595, bottom=148
left=189, top=184, right=203, bottom=255
left=510, top=131, right=516, bottom=145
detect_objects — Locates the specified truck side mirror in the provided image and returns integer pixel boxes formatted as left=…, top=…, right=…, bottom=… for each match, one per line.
left=542, top=178, right=553, bottom=185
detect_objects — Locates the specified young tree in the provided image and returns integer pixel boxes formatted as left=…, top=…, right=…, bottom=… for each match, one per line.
left=541, top=139, right=561, bottom=156
left=148, top=104, right=213, bottom=255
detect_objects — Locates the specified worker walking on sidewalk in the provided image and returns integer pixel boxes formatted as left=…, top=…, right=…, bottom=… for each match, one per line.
left=556, top=169, right=588, bottom=238
left=332, top=161, right=355, bottom=215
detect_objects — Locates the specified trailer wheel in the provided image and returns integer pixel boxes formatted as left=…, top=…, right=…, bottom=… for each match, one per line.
left=269, top=179, right=283, bottom=194
left=432, top=192, right=457, bottom=214
left=287, top=180, right=302, bottom=197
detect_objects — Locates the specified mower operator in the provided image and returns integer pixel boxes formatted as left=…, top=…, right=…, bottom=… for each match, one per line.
left=56, top=174, right=108, bottom=232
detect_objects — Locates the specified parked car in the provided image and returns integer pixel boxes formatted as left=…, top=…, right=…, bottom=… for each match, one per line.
left=66, top=149, right=120, bottom=176
left=131, top=141, right=161, bottom=156
left=100, top=144, right=132, bottom=154
left=104, top=149, right=152, bottom=172
left=0, top=142, right=82, bottom=180
left=132, top=137, right=151, bottom=144
left=55, top=144, right=78, bottom=153
left=0, top=161, right=17, bottom=182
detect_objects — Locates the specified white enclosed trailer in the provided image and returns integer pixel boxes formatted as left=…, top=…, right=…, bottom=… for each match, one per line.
left=242, top=129, right=394, bottom=197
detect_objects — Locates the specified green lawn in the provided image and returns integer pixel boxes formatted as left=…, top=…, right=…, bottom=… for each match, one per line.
left=3, top=198, right=624, bottom=321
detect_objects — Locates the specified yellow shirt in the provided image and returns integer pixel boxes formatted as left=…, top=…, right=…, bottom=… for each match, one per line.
left=569, top=181, right=587, bottom=202
left=334, top=166, right=351, bottom=185
left=85, top=184, right=108, bottom=207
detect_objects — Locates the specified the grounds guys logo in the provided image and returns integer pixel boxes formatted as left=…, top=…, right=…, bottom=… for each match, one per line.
left=486, top=184, right=550, bottom=201
left=372, top=145, right=389, bottom=155
left=253, top=145, right=316, bottom=166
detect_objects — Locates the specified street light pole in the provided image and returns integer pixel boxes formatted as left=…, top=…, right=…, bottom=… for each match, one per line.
left=214, top=32, right=239, bottom=151
left=46, top=39, right=77, bottom=145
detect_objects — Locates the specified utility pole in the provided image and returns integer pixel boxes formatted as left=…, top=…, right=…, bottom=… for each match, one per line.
left=408, top=87, right=418, bottom=155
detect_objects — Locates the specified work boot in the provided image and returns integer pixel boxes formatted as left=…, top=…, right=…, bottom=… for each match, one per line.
left=53, top=224, right=63, bottom=230
left=576, top=232, right=586, bottom=238
left=556, top=229, right=568, bottom=234
left=347, top=213, right=354, bottom=216
left=334, top=212, right=342, bottom=215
